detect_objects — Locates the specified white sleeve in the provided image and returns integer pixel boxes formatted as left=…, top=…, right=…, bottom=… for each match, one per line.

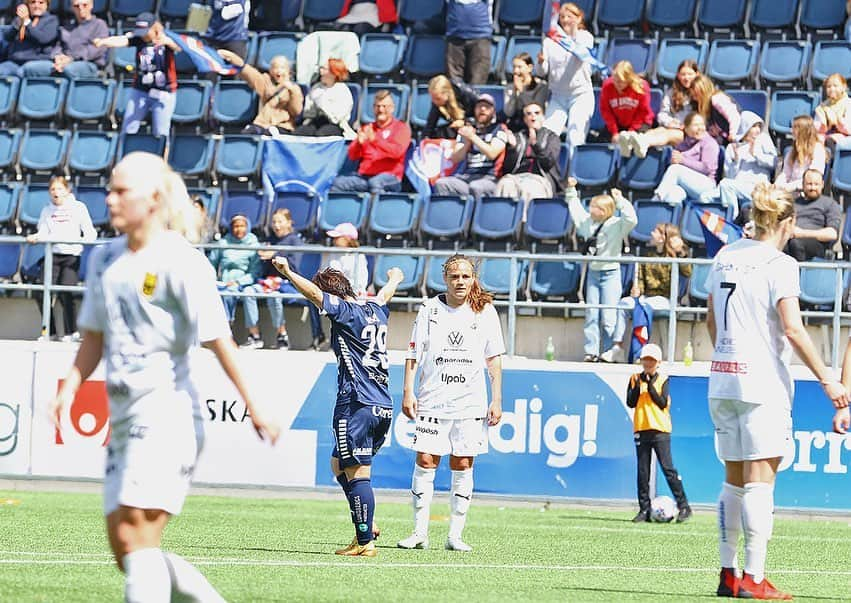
left=482, top=304, right=506, bottom=358
left=77, top=246, right=108, bottom=333
left=769, top=255, right=800, bottom=307
left=408, top=304, right=428, bottom=362
left=182, top=248, right=231, bottom=344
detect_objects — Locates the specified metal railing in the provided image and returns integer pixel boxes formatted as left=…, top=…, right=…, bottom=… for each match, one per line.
left=3, top=235, right=849, bottom=368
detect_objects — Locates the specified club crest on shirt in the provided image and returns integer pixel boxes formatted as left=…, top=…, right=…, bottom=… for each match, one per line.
left=447, top=331, right=464, bottom=347
left=141, top=272, right=157, bottom=298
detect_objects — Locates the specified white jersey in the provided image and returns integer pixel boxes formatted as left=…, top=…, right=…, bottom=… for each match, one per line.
left=705, top=238, right=799, bottom=407
left=77, top=231, right=231, bottom=424
left=407, top=296, right=505, bottom=419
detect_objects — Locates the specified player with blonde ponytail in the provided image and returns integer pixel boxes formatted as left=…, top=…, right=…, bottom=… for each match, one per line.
left=706, top=182, right=848, bottom=599
left=398, top=254, right=505, bottom=552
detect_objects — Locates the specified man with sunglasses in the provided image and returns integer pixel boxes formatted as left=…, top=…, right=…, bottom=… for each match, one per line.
left=23, top=0, right=107, bottom=79
left=0, top=0, right=59, bottom=76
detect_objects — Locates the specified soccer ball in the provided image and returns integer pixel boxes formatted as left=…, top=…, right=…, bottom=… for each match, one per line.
left=650, top=495, right=676, bottom=523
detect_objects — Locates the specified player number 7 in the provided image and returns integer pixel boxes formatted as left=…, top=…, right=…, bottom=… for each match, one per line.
left=720, top=281, right=736, bottom=331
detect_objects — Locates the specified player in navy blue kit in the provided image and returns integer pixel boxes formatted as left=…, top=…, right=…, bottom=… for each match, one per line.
left=273, top=256, right=403, bottom=557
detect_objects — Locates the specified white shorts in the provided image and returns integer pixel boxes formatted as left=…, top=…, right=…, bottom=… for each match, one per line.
left=412, top=415, right=488, bottom=457
left=103, top=394, right=203, bottom=516
left=709, top=397, right=792, bottom=461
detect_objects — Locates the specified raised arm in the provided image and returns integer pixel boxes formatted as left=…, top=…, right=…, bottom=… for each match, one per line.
left=376, top=267, right=404, bottom=304
left=272, top=256, right=323, bottom=308
left=94, top=34, right=130, bottom=48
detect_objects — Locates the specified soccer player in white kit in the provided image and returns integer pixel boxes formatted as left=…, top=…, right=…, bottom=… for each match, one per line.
left=397, top=254, right=504, bottom=552
left=49, top=152, right=280, bottom=602
left=706, top=184, right=848, bottom=600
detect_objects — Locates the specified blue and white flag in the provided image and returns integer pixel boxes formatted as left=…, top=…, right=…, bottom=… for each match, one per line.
left=628, top=297, right=653, bottom=364
left=165, top=30, right=238, bottom=75
left=544, top=1, right=609, bottom=76
left=262, top=137, right=348, bottom=197
left=696, top=208, right=743, bottom=258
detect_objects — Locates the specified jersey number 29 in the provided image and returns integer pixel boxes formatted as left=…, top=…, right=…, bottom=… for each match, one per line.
left=361, top=324, right=389, bottom=369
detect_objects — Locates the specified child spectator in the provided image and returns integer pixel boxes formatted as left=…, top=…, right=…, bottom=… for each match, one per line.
left=814, top=73, right=851, bottom=151
left=626, top=343, right=692, bottom=523
left=424, top=74, right=479, bottom=140
left=775, top=115, right=827, bottom=194
left=504, top=52, right=549, bottom=132
left=653, top=112, right=719, bottom=206
left=600, top=60, right=655, bottom=155
left=294, top=58, right=355, bottom=138
left=690, top=74, right=741, bottom=146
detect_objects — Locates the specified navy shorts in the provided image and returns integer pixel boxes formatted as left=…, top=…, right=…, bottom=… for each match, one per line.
left=331, top=401, right=392, bottom=468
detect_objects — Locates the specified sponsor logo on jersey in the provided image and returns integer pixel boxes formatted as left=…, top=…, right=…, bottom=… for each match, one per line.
left=352, top=447, right=373, bottom=457
left=371, top=406, right=393, bottom=419
left=447, top=331, right=464, bottom=346
left=440, top=373, right=466, bottom=384
left=141, top=272, right=157, bottom=297
left=415, top=425, right=439, bottom=436
left=434, top=356, right=473, bottom=366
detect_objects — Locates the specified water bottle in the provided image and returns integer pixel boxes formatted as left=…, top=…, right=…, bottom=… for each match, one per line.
left=683, top=340, right=694, bottom=367
left=545, top=336, right=556, bottom=361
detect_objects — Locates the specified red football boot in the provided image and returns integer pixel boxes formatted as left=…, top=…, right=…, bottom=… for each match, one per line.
left=716, top=567, right=740, bottom=598
left=738, top=573, right=793, bottom=600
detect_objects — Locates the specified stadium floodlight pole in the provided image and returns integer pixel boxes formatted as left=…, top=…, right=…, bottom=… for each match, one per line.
left=40, top=242, right=53, bottom=339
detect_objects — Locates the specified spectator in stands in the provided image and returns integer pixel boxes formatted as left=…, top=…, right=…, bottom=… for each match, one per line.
left=814, top=73, right=851, bottom=151
left=605, top=223, right=691, bottom=364
left=335, top=0, right=398, bottom=37
left=445, top=0, right=492, bottom=85
left=218, top=49, right=303, bottom=135
left=424, top=74, right=479, bottom=140
left=323, top=222, right=369, bottom=298
left=433, top=92, right=508, bottom=200
left=653, top=112, right=719, bottom=206
left=702, top=111, right=776, bottom=221
left=26, top=176, right=96, bottom=342
left=565, top=177, right=637, bottom=363
left=690, top=74, right=741, bottom=146
left=775, top=115, right=827, bottom=194
left=191, top=196, right=217, bottom=244
left=496, top=101, right=561, bottom=214
left=22, top=0, right=107, bottom=79
left=204, top=0, right=249, bottom=60
left=536, top=2, right=594, bottom=163
left=503, top=52, right=548, bottom=132
left=294, top=58, right=355, bottom=138
left=600, top=60, right=654, bottom=157
left=785, top=169, right=840, bottom=262
left=330, top=89, right=411, bottom=194
left=208, top=214, right=262, bottom=348
left=0, top=0, right=59, bottom=77
left=627, top=59, right=699, bottom=158
left=95, top=13, right=179, bottom=138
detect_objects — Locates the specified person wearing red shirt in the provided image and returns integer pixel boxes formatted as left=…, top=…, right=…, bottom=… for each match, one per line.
left=599, top=60, right=654, bottom=156
left=331, top=89, right=412, bottom=194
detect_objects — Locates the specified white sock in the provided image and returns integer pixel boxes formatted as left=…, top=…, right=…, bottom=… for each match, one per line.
left=448, top=468, right=474, bottom=540
left=742, top=482, right=774, bottom=582
left=411, top=465, right=436, bottom=537
left=123, top=547, right=171, bottom=603
left=718, top=482, right=744, bottom=569
left=164, top=551, right=225, bottom=603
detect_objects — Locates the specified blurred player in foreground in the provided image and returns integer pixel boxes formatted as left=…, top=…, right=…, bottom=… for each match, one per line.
left=273, top=255, right=403, bottom=557
left=50, top=152, right=279, bottom=602
left=706, top=183, right=848, bottom=600
left=398, top=254, right=504, bottom=552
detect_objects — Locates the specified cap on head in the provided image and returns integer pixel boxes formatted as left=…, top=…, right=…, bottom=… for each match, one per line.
left=327, top=222, right=358, bottom=240
left=476, top=93, right=496, bottom=107
left=639, top=343, right=663, bottom=362
left=132, top=12, right=156, bottom=38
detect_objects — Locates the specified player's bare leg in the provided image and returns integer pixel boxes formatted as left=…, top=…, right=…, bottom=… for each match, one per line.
left=446, top=455, right=474, bottom=552
left=335, top=464, right=378, bottom=557
left=398, top=452, right=439, bottom=550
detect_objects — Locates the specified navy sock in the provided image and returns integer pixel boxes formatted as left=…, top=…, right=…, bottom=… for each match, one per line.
left=336, top=472, right=355, bottom=524
left=348, top=478, right=375, bottom=545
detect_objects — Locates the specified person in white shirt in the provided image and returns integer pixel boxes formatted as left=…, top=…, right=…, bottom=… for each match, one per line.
left=397, top=254, right=504, bottom=553
left=26, top=176, right=97, bottom=341
left=49, top=152, right=279, bottom=603
left=706, top=183, right=848, bottom=600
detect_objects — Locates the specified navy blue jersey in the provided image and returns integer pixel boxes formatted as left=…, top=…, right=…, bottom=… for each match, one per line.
left=206, top=0, right=249, bottom=42
left=322, top=293, right=392, bottom=408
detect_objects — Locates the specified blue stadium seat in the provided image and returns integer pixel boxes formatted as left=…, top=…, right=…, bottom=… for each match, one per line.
left=187, top=187, right=222, bottom=226
left=112, top=79, right=135, bottom=123
left=359, top=33, right=407, bottom=79
left=158, top=0, right=193, bottom=24
left=372, top=253, right=424, bottom=295
left=530, top=260, right=581, bottom=300
left=811, top=41, right=851, bottom=86
left=20, top=242, right=45, bottom=281
left=64, top=78, right=115, bottom=123
left=117, top=133, right=167, bottom=159
left=0, top=129, right=20, bottom=172
left=799, top=0, right=846, bottom=39
left=597, top=0, right=646, bottom=34
left=558, top=142, right=569, bottom=178
left=303, top=0, right=346, bottom=25
left=368, top=193, right=421, bottom=243
left=409, top=84, right=433, bottom=129
left=219, top=189, right=267, bottom=232
left=680, top=201, right=733, bottom=247
left=490, top=36, right=507, bottom=81
left=75, top=186, right=110, bottom=232
left=470, top=196, right=524, bottom=248
left=697, top=0, right=747, bottom=37
left=728, top=90, right=769, bottom=120
left=569, top=143, right=619, bottom=189
left=588, top=87, right=606, bottom=137
left=425, top=256, right=449, bottom=295
left=498, top=0, right=546, bottom=33
left=18, top=183, right=52, bottom=231
left=650, top=87, right=663, bottom=116
left=0, top=76, right=19, bottom=122
left=0, top=242, right=20, bottom=279
left=17, top=77, right=68, bottom=122
left=706, top=39, right=760, bottom=86
left=320, top=192, right=371, bottom=233
left=768, top=90, right=820, bottom=137
left=504, top=36, right=542, bottom=81
left=525, top=197, right=572, bottom=251
left=270, top=190, right=319, bottom=236
left=832, top=148, right=851, bottom=198
left=361, top=83, right=410, bottom=124
left=688, top=262, right=711, bottom=303
left=345, top=82, right=361, bottom=126
left=606, top=38, right=657, bottom=79
left=67, top=130, right=117, bottom=176
left=0, top=182, right=20, bottom=232
left=619, top=147, right=671, bottom=192
left=256, top=31, right=303, bottom=71
left=629, top=198, right=683, bottom=245
left=403, top=35, right=447, bottom=80
left=748, top=0, right=801, bottom=39
left=646, top=0, right=697, bottom=37
left=279, top=0, right=302, bottom=24
left=111, top=46, right=136, bottom=73
left=800, top=259, right=839, bottom=308
left=418, top=195, right=473, bottom=247
left=173, top=79, right=212, bottom=125
left=211, top=80, right=258, bottom=130
left=109, top=0, right=156, bottom=21
left=167, top=134, right=216, bottom=179
left=478, top=258, right=528, bottom=297
left=398, top=0, right=444, bottom=29
left=656, top=39, right=708, bottom=83
left=215, top=135, right=263, bottom=180
left=759, top=40, right=811, bottom=89
left=19, top=129, right=69, bottom=174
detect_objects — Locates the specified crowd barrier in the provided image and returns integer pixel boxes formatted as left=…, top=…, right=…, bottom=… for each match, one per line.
left=1, top=344, right=848, bottom=511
